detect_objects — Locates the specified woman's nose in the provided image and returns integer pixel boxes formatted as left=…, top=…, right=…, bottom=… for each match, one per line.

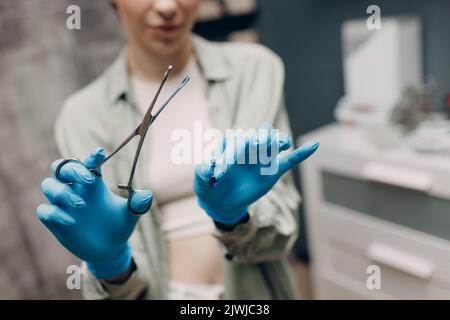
left=154, top=0, right=177, bottom=20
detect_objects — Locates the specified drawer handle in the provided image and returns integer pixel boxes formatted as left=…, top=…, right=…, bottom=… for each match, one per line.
left=363, top=162, right=433, bottom=193
left=366, top=243, right=434, bottom=280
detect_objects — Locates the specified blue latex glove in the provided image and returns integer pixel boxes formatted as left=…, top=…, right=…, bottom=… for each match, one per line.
left=36, top=147, right=153, bottom=279
left=194, top=124, right=319, bottom=225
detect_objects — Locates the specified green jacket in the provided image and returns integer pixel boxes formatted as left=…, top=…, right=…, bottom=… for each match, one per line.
left=55, top=35, right=301, bottom=300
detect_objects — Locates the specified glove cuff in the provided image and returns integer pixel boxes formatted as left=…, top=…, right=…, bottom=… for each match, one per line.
left=214, top=212, right=250, bottom=231
left=86, top=243, right=132, bottom=279
left=207, top=206, right=249, bottom=225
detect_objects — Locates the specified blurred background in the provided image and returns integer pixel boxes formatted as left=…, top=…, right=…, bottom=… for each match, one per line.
left=0, top=0, right=449, bottom=299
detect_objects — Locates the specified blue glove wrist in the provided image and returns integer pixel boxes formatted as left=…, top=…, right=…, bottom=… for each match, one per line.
left=203, top=204, right=249, bottom=225
left=86, top=242, right=132, bottom=279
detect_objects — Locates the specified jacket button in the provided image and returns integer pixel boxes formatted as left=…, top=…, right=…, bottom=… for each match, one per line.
left=225, top=253, right=234, bottom=261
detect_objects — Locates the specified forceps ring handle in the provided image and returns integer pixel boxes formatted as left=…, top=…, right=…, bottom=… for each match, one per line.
left=56, top=158, right=102, bottom=184
left=118, top=184, right=150, bottom=216
left=55, top=159, right=148, bottom=215
left=55, top=158, right=82, bottom=184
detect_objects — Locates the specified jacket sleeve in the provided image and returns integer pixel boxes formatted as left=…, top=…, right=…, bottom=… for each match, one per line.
left=212, top=46, right=301, bottom=263
left=54, top=96, right=151, bottom=300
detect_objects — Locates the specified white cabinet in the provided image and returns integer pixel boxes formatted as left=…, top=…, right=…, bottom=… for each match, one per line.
left=299, top=123, right=450, bottom=299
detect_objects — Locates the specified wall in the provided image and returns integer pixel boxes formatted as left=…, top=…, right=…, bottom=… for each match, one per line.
left=0, top=0, right=123, bottom=299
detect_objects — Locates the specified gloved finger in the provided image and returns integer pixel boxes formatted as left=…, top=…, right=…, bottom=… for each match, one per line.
left=82, top=147, right=106, bottom=171
left=219, top=130, right=247, bottom=165
left=41, top=177, right=86, bottom=209
left=51, top=159, right=95, bottom=185
left=129, top=190, right=153, bottom=215
left=213, top=160, right=230, bottom=181
left=277, top=132, right=293, bottom=152
left=205, top=135, right=226, bottom=171
left=252, top=124, right=277, bottom=160
left=257, top=130, right=292, bottom=164
left=278, top=141, right=319, bottom=176
left=36, top=203, right=76, bottom=230
left=195, top=162, right=215, bottom=183
left=198, top=159, right=231, bottom=192
left=213, top=136, right=227, bottom=159
left=194, top=161, right=219, bottom=192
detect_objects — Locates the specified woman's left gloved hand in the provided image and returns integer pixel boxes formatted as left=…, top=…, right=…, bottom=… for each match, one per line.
left=193, top=124, right=319, bottom=225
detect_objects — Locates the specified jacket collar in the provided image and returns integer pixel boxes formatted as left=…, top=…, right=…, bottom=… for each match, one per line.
left=191, top=34, right=231, bottom=81
left=105, top=34, right=231, bottom=105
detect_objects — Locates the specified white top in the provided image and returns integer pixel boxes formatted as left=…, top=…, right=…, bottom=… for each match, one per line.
left=130, top=57, right=218, bottom=241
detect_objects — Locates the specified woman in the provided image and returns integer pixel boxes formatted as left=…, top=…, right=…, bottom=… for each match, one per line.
left=36, top=0, right=318, bottom=299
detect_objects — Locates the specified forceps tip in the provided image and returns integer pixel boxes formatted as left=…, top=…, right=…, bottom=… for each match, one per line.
left=164, top=65, right=173, bottom=78
left=181, top=75, right=191, bottom=85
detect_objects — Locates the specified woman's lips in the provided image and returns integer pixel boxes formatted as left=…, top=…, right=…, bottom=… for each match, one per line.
left=148, top=24, right=181, bottom=34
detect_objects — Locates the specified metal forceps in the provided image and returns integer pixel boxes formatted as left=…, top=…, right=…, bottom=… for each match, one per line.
left=56, top=65, right=190, bottom=215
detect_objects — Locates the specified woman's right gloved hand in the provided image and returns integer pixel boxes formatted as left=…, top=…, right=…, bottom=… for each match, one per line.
left=36, top=147, right=153, bottom=279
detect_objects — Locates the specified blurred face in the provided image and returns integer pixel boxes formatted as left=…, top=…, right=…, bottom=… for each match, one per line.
left=115, top=0, right=199, bottom=55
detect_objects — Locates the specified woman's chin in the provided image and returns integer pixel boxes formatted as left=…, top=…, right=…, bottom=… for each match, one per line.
left=144, top=33, right=188, bottom=55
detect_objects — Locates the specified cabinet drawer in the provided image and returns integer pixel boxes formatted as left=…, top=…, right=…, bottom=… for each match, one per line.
left=318, top=205, right=450, bottom=299
left=321, top=171, right=450, bottom=242
left=324, top=241, right=450, bottom=299
left=316, top=268, right=393, bottom=299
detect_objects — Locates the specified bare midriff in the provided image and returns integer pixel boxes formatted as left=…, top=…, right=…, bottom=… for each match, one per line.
left=167, top=233, right=223, bottom=284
